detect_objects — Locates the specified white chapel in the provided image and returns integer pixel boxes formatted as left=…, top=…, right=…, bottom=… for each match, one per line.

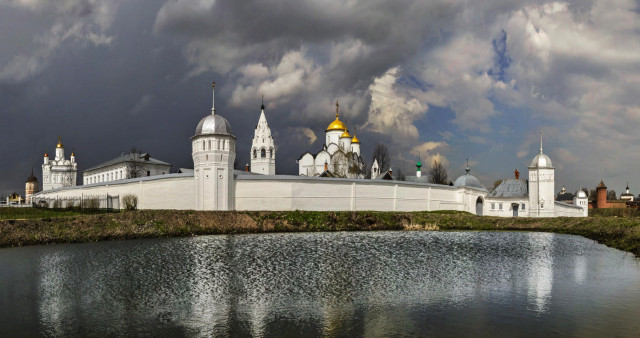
left=42, top=137, right=77, bottom=191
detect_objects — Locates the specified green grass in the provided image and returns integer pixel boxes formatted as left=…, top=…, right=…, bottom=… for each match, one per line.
left=0, top=209, right=638, bottom=257
left=0, top=207, right=116, bottom=220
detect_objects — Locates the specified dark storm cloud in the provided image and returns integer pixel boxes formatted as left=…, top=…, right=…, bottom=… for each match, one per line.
left=1, top=0, right=639, bottom=197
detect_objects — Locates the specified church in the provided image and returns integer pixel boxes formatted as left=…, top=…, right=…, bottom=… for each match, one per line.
left=297, top=100, right=365, bottom=178
left=41, top=137, right=78, bottom=191
left=32, top=82, right=586, bottom=218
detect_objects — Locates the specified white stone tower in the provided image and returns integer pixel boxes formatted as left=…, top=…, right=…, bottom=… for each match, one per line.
left=192, top=82, right=236, bottom=210
left=528, top=131, right=555, bottom=217
left=42, top=137, right=77, bottom=191
left=573, top=189, right=589, bottom=217
left=250, top=95, right=276, bottom=175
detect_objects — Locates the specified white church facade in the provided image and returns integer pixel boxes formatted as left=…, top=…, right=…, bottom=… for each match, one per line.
left=33, top=83, right=586, bottom=218
left=42, top=137, right=77, bottom=191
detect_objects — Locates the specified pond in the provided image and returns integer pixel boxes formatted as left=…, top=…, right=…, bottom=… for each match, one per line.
left=1, top=231, right=639, bottom=336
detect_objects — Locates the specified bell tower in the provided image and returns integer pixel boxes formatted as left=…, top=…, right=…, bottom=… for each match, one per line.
left=250, top=95, right=276, bottom=175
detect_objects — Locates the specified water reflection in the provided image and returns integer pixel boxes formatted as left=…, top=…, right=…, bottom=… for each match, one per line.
left=1, top=231, right=639, bottom=336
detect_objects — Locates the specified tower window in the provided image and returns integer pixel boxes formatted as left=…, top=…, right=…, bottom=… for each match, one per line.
left=261, top=149, right=266, bottom=158
left=270, top=149, right=273, bottom=158
left=253, top=149, right=257, bottom=158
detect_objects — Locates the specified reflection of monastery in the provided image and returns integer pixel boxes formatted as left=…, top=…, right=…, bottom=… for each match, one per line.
left=33, top=83, right=586, bottom=217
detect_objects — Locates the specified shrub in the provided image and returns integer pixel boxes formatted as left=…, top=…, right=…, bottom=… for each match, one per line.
left=84, top=198, right=99, bottom=211
left=123, top=194, right=138, bottom=211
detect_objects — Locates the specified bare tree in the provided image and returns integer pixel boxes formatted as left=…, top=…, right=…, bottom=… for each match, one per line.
left=607, top=190, right=617, bottom=201
left=589, top=189, right=597, bottom=201
left=429, top=160, right=448, bottom=185
left=371, top=143, right=390, bottom=173
left=127, top=150, right=149, bottom=178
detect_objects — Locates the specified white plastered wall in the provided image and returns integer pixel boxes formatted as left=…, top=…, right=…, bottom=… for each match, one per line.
left=33, top=174, right=195, bottom=210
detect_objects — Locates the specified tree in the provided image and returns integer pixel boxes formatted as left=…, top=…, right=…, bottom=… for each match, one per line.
left=371, top=143, right=390, bottom=173
left=607, top=190, right=617, bottom=201
left=589, top=189, right=597, bottom=201
left=395, top=167, right=405, bottom=181
left=429, top=160, right=448, bottom=185
left=127, top=150, right=148, bottom=178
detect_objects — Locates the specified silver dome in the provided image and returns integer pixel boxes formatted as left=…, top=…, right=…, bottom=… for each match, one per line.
left=530, top=152, right=553, bottom=168
left=576, top=190, right=587, bottom=198
left=454, top=172, right=487, bottom=191
left=195, top=114, right=233, bottom=136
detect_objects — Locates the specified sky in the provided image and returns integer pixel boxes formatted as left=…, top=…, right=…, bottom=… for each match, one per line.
left=0, top=0, right=639, bottom=197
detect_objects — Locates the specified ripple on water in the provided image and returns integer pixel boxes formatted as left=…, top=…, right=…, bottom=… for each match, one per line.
left=0, top=231, right=639, bottom=336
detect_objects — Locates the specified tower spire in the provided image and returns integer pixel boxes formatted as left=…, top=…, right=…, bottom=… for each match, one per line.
left=466, top=157, right=470, bottom=174
left=211, top=81, right=216, bottom=115
left=335, top=99, right=339, bottom=118
left=539, top=130, right=543, bottom=154
left=261, top=93, right=265, bottom=110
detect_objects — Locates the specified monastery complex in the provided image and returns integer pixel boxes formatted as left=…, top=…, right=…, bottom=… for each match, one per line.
left=32, top=83, right=587, bottom=217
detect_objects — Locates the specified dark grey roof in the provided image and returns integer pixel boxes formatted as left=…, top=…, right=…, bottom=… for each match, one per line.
left=83, top=153, right=171, bottom=172
left=555, top=201, right=583, bottom=210
left=556, top=192, right=574, bottom=201
left=488, top=179, right=528, bottom=198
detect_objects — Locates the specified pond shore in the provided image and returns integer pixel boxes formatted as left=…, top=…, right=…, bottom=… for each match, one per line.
left=0, top=209, right=639, bottom=256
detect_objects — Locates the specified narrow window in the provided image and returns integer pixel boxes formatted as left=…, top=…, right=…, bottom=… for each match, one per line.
left=521, top=204, right=525, bottom=210
left=270, top=149, right=273, bottom=158
left=491, top=203, right=495, bottom=210
left=253, top=149, right=257, bottom=158
left=541, top=203, right=544, bottom=209
left=499, top=203, right=503, bottom=210
left=261, top=149, right=266, bottom=158
left=147, top=171, right=150, bottom=176
left=202, top=140, right=205, bottom=150
left=208, top=140, right=212, bottom=150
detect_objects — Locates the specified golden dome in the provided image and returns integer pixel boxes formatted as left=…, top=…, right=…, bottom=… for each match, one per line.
left=326, top=117, right=346, bottom=132
left=44, top=153, right=48, bottom=157
left=326, top=99, right=346, bottom=132
left=56, top=136, right=63, bottom=148
left=351, top=135, right=360, bottom=143
left=340, top=129, right=351, bottom=138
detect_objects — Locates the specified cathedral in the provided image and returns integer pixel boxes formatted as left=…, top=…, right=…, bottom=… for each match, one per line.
left=42, top=137, right=77, bottom=191
left=297, top=100, right=365, bottom=178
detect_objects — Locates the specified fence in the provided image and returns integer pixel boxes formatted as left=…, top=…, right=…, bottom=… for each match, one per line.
left=32, top=194, right=120, bottom=211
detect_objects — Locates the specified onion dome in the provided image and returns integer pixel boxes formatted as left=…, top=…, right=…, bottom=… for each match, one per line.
left=71, top=152, right=75, bottom=156
left=44, top=153, right=48, bottom=157
left=453, top=164, right=487, bottom=191
left=351, top=127, right=360, bottom=143
left=326, top=99, right=346, bottom=132
left=194, top=81, right=234, bottom=137
left=340, top=129, right=351, bottom=138
left=56, top=136, right=63, bottom=148
left=416, top=160, right=422, bottom=169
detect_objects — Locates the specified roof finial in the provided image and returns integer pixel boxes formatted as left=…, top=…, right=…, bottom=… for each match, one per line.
left=465, top=157, right=470, bottom=174
left=539, top=130, right=543, bottom=154
left=261, top=93, right=265, bottom=110
left=211, top=81, right=216, bottom=115
left=335, top=99, right=339, bottom=118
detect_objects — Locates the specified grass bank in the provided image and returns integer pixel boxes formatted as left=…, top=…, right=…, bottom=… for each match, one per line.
left=0, top=210, right=638, bottom=256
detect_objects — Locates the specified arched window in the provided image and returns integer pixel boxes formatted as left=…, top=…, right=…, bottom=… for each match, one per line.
left=253, top=149, right=257, bottom=158
left=261, top=149, right=266, bottom=158
left=270, top=149, right=273, bottom=158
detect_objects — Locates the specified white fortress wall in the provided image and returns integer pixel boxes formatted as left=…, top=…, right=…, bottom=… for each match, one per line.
left=554, top=201, right=585, bottom=217
left=235, top=176, right=485, bottom=212
left=33, top=173, right=195, bottom=210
